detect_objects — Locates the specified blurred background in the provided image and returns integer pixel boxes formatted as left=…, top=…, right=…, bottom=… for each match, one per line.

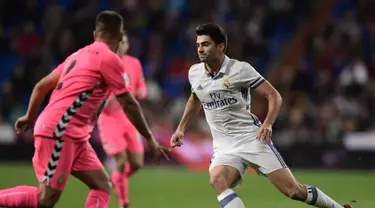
left=0, top=0, right=374, bottom=207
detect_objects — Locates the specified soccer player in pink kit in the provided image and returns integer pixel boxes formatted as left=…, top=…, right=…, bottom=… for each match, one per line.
left=98, top=33, right=147, bottom=208
left=0, top=11, right=169, bottom=208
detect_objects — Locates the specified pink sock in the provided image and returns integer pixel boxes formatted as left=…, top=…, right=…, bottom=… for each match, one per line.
left=85, top=190, right=110, bottom=208
left=111, top=170, right=129, bottom=205
left=0, top=186, right=38, bottom=208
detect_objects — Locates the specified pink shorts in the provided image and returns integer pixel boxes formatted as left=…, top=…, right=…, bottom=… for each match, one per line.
left=98, top=121, right=144, bottom=156
left=32, top=136, right=104, bottom=191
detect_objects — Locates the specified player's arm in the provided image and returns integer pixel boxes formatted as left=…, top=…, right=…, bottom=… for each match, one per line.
left=101, top=54, right=169, bottom=162
left=116, top=92, right=153, bottom=139
left=15, top=70, right=60, bottom=134
left=242, top=62, right=282, bottom=144
left=101, top=54, right=154, bottom=141
left=176, top=92, right=201, bottom=133
left=26, top=70, right=60, bottom=121
left=171, top=92, right=201, bottom=148
left=254, top=81, right=282, bottom=127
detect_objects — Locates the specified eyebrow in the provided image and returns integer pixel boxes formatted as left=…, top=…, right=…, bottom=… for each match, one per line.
left=196, top=41, right=210, bottom=45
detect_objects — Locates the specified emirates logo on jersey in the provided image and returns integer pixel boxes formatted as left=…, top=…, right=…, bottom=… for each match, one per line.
left=202, top=92, right=238, bottom=110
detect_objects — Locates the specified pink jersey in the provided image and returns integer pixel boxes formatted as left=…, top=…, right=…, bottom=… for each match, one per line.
left=98, top=55, right=147, bottom=132
left=34, top=41, right=128, bottom=142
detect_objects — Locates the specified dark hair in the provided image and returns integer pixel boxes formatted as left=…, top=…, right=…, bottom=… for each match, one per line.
left=95, top=10, right=123, bottom=37
left=195, top=23, right=227, bottom=51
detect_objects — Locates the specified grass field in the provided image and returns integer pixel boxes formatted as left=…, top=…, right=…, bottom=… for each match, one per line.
left=0, top=163, right=373, bottom=208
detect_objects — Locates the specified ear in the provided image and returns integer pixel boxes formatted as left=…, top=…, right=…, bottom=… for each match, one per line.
left=118, top=31, right=124, bottom=42
left=93, top=31, right=96, bottom=39
left=218, top=43, right=225, bottom=52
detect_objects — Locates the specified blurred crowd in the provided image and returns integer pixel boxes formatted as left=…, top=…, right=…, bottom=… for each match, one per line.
left=0, top=0, right=373, bottom=148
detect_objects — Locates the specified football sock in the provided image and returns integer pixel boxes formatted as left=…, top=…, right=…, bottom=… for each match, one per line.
left=0, top=186, right=38, bottom=207
left=111, top=170, right=129, bottom=206
left=85, top=190, right=110, bottom=208
left=305, top=185, right=344, bottom=208
left=217, top=189, right=245, bottom=208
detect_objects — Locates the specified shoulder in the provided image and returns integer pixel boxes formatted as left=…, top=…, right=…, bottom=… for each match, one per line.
left=127, top=55, right=143, bottom=69
left=102, top=50, right=123, bottom=66
left=188, top=62, right=204, bottom=78
left=234, top=61, right=259, bottom=76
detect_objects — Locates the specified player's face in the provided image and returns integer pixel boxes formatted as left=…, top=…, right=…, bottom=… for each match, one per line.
left=116, top=35, right=129, bottom=57
left=196, top=35, right=224, bottom=62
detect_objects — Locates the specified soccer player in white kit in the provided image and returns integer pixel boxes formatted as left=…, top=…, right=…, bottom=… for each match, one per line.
left=170, top=23, right=353, bottom=208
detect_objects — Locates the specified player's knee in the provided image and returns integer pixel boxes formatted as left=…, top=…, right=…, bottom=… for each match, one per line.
left=116, top=161, right=126, bottom=173
left=129, top=159, right=144, bottom=172
left=210, top=174, right=229, bottom=193
left=38, top=190, right=60, bottom=207
left=114, top=152, right=127, bottom=173
left=103, top=180, right=112, bottom=194
left=95, top=179, right=112, bottom=195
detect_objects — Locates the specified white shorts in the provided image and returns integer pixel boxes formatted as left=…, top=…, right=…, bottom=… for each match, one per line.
left=209, top=138, right=287, bottom=188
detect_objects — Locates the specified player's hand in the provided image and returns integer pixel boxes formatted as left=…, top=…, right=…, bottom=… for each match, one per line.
left=14, top=115, right=34, bottom=135
left=147, top=138, right=171, bottom=164
left=170, top=130, right=184, bottom=148
left=256, top=123, right=272, bottom=144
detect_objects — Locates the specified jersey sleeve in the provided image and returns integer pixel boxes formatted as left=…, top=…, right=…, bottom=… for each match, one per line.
left=100, top=53, right=129, bottom=96
left=53, top=61, right=65, bottom=76
left=240, top=62, right=265, bottom=89
left=134, top=59, right=147, bottom=99
left=188, top=66, right=195, bottom=94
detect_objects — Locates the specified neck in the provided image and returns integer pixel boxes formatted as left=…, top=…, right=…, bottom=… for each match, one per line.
left=205, top=54, right=225, bottom=76
left=95, top=38, right=118, bottom=52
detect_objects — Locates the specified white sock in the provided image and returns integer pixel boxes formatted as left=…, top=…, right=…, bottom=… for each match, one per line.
left=217, top=189, right=245, bottom=208
left=305, top=185, right=343, bottom=208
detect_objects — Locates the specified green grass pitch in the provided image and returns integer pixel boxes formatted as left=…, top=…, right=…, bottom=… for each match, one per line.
left=0, top=163, right=373, bottom=207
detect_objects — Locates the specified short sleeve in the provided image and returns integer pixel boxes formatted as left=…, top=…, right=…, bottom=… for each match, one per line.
left=240, top=62, right=265, bottom=89
left=100, top=53, right=129, bottom=96
left=188, top=66, right=195, bottom=94
left=53, top=61, right=65, bottom=76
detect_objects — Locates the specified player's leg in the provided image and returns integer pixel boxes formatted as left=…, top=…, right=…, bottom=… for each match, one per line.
left=209, top=154, right=246, bottom=208
left=113, top=131, right=144, bottom=208
left=71, top=141, right=112, bottom=208
left=257, top=142, right=347, bottom=208
left=125, top=132, right=144, bottom=177
left=71, top=170, right=111, bottom=208
left=0, top=137, right=72, bottom=207
left=111, top=150, right=130, bottom=207
left=268, top=168, right=349, bottom=208
left=98, top=121, right=129, bottom=207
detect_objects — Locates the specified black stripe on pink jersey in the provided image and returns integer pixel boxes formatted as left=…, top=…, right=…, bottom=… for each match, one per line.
left=42, top=88, right=94, bottom=185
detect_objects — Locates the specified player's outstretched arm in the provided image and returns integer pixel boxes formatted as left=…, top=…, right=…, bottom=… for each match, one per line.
left=15, top=71, right=60, bottom=134
left=171, top=92, right=201, bottom=148
left=116, top=92, right=170, bottom=163
left=254, top=81, right=282, bottom=144
left=117, top=92, right=152, bottom=139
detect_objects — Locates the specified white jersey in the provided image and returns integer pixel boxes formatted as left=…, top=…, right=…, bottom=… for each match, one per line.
left=189, top=56, right=265, bottom=152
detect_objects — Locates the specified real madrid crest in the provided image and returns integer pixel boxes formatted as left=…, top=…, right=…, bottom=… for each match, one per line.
left=223, top=78, right=230, bottom=88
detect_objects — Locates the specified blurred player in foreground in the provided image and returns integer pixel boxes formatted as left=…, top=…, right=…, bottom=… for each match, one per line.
left=0, top=10, right=169, bottom=208
left=170, top=23, right=353, bottom=208
left=98, top=33, right=147, bottom=208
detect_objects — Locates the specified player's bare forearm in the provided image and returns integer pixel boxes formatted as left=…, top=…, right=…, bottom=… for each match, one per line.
left=255, top=81, right=282, bottom=126
left=26, top=72, right=60, bottom=121
left=176, top=93, right=201, bottom=132
left=116, top=92, right=153, bottom=140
